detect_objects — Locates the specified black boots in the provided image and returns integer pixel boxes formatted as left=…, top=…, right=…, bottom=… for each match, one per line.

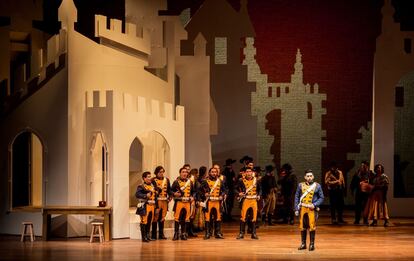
left=172, top=221, right=180, bottom=241
left=261, top=214, right=267, bottom=226
left=267, top=214, right=274, bottom=226
left=298, top=230, right=307, bottom=250
left=140, top=224, right=150, bottom=243
left=298, top=230, right=315, bottom=251
left=180, top=222, right=188, bottom=240
left=251, top=222, right=259, bottom=239
left=204, top=222, right=211, bottom=240
left=158, top=221, right=167, bottom=239
left=146, top=223, right=154, bottom=241
left=236, top=222, right=245, bottom=239
left=237, top=221, right=257, bottom=239
left=188, top=222, right=198, bottom=238
left=214, top=221, right=224, bottom=239
left=309, top=231, right=315, bottom=251
left=151, top=222, right=157, bottom=240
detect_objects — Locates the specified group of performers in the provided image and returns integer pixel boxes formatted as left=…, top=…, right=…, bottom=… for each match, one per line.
left=135, top=161, right=325, bottom=251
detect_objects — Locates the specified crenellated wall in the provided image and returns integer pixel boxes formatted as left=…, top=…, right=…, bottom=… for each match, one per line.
left=86, top=90, right=184, bottom=238
left=94, top=15, right=151, bottom=57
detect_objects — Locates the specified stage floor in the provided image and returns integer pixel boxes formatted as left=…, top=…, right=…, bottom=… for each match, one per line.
left=1, top=215, right=414, bottom=260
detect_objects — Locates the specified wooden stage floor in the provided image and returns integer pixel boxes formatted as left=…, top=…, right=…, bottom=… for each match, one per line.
left=1, top=215, right=414, bottom=260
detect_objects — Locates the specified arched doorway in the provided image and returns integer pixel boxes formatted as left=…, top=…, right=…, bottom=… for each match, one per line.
left=9, top=130, right=44, bottom=209
left=129, top=137, right=143, bottom=207
left=129, top=131, right=170, bottom=208
left=88, top=132, right=109, bottom=206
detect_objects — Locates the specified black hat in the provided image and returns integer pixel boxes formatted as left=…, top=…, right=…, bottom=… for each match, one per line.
left=265, top=165, right=275, bottom=172
left=225, top=158, right=236, bottom=166
left=281, top=163, right=292, bottom=173
left=239, top=155, right=253, bottom=164
left=253, top=166, right=263, bottom=173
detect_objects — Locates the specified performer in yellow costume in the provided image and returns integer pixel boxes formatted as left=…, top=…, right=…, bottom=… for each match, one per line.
left=151, top=166, right=171, bottom=240
left=294, top=170, right=324, bottom=251
left=135, top=171, right=158, bottom=243
left=200, top=167, right=226, bottom=239
left=171, top=167, right=194, bottom=241
left=236, top=167, right=261, bottom=240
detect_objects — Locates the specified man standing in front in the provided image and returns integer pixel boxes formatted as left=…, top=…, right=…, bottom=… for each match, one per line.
left=236, top=167, right=260, bottom=240
left=171, top=167, right=195, bottom=241
left=295, top=170, right=324, bottom=251
left=200, top=167, right=226, bottom=239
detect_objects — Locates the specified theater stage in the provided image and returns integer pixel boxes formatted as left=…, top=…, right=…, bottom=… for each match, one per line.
left=1, top=215, right=414, bottom=260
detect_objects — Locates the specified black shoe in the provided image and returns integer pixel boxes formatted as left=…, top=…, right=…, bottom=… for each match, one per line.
left=140, top=224, right=150, bottom=243
left=309, top=231, right=315, bottom=251
left=267, top=215, right=274, bottom=226
left=158, top=221, right=167, bottom=239
left=214, top=222, right=224, bottom=239
left=363, top=218, right=369, bottom=225
left=204, top=222, right=211, bottom=240
left=251, top=222, right=259, bottom=240
left=384, top=220, right=390, bottom=227
left=151, top=222, right=157, bottom=240
left=146, top=224, right=154, bottom=241
left=298, top=230, right=307, bottom=250
left=331, top=219, right=338, bottom=225
left=353, top=220, right=360, bottom=225
left=188, top=223, right=198, bottom=238
left=370, top=220, right=378, bottom=226
left=180, top=222, right=188, bottom=240
left=236, top=222, right=245, bottom=239
left=172, top=221, right=180, bottom=241
left=289, top=219, right=294, bottom=225
left=309, top=243, right=315, bottom=251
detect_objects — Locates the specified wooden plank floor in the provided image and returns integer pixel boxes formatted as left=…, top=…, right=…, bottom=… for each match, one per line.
left=1, top=215, right=414, bottom=260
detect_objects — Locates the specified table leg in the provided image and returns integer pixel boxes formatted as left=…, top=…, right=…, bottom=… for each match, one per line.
left=104, top=212, right=110, bottom=241
left=42, top=213, right=51, bottom=241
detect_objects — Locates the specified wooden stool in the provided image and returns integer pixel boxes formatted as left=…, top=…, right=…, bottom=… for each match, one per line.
left=20, top=222, right=35, bottom=242
left=89, top=222, right=104, bottom=243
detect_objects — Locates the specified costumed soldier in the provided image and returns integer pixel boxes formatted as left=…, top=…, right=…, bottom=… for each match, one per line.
left=171, top=167, right=195, bottom=241
left=294, top=170, right=324, bottom=251
left=236, top=167, right=261, bottom=240
left=135, top=171, right=158, bottom=243
left=151, top=166, right=171, bottom=240
left=213, top=163, right=228, bottom=220
left=200, top=167, right=226, bottom=239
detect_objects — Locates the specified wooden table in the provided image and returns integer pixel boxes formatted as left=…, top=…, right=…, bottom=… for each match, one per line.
left=42, top=206, right=112, bottom=241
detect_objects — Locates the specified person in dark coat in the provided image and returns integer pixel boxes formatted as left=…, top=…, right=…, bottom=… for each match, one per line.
left=350, top=161, right=372, bottom=225
left=261, top=165, right=277, bottom=225
left=278, top=163, right=297, bottom=224
left=222, top=158, right=237, bottom=221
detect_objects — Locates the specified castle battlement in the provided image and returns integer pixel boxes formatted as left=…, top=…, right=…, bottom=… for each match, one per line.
left=32, top=29, right=67, bottom=83
left=265, top=82, right=326, bottom=102
left=86, top=90, right=184, bottom=123
left=94, top=15, right=151, bottom=55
